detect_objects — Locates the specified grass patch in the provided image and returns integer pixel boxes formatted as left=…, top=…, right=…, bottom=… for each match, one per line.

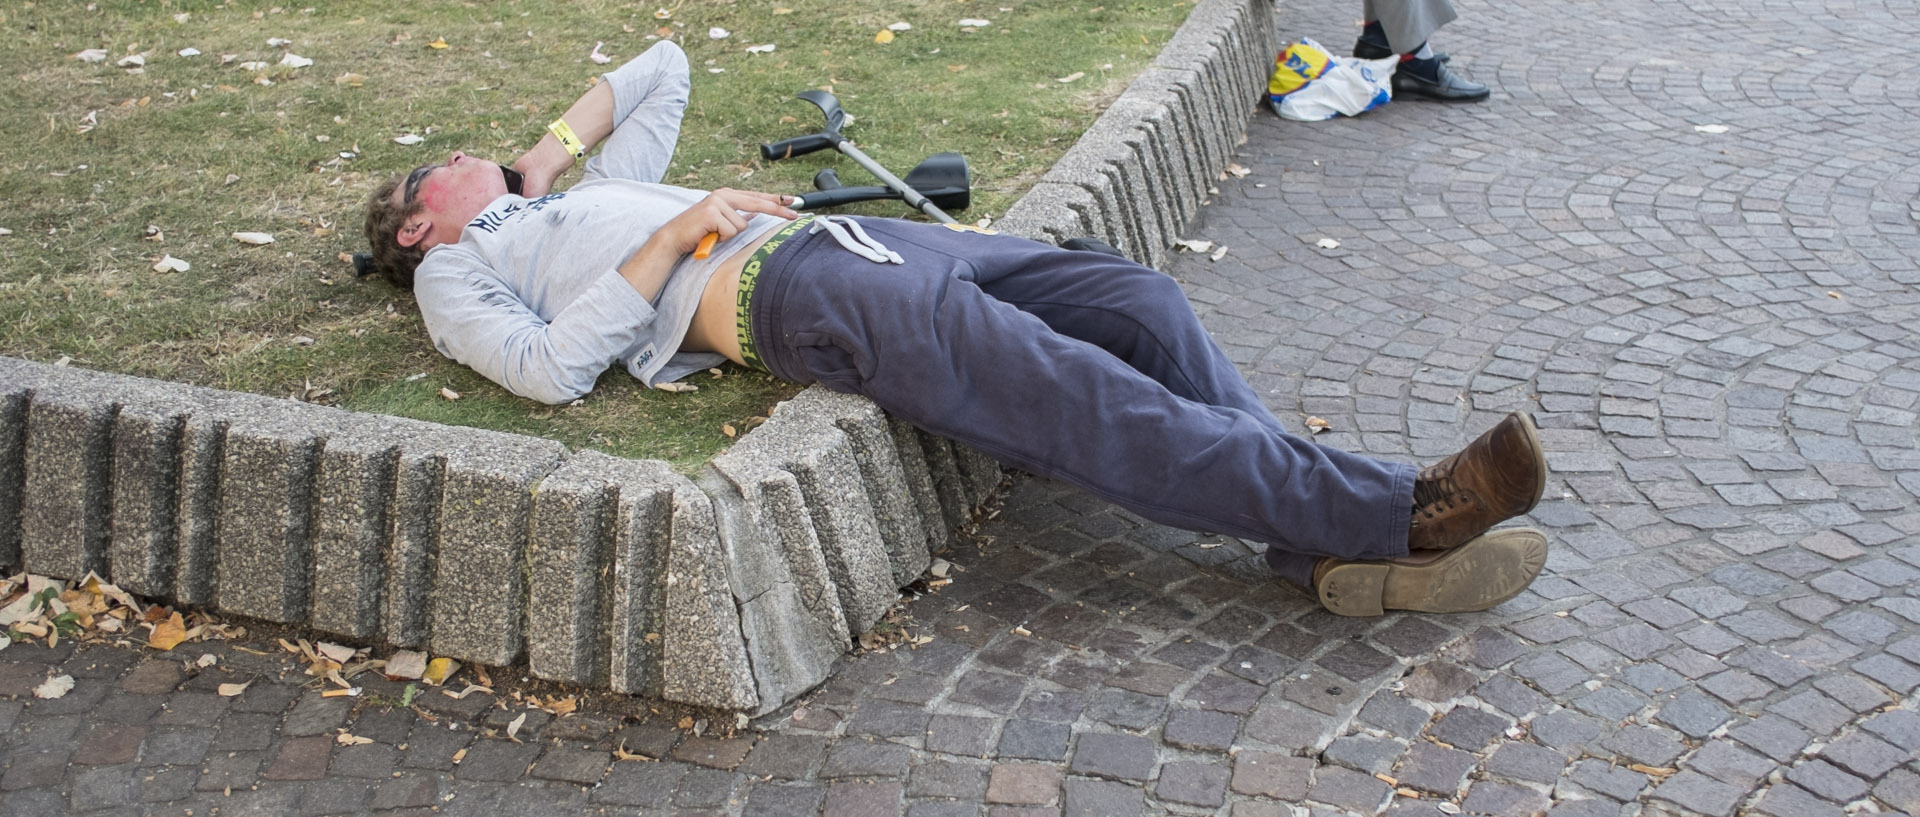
left=0, top=0, right=1190, bottom=469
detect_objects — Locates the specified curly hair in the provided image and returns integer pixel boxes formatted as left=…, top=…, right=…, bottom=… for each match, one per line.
left=361, top=172, right=427, bottom=289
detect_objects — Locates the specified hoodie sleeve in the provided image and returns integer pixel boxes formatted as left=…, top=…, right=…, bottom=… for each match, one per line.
left=581, top=40, right=690, bottom=185
left=413, top=246, right=658, bottom=405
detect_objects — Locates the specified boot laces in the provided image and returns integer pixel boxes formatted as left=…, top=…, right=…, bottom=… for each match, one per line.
left=1412, top=466, right=1463, bottom=522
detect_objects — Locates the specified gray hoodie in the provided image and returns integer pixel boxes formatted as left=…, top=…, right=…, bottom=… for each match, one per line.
left=412, top=41, right=787, bottom=404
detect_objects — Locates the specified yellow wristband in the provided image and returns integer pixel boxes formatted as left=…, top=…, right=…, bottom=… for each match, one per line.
left=547, top=117, right=586, bottom=160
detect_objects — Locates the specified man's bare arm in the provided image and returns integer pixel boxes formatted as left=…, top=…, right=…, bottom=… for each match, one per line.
left=511, top=81, right=616, bottom=198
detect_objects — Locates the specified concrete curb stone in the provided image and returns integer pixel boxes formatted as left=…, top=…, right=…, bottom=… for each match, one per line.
left=0, top=0, right=1271, bottom=712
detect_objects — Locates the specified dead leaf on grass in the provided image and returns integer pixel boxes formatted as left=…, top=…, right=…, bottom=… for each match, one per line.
left=427, top=37, right=449, bottom=49
left=874, top=30, right=895, bottom=44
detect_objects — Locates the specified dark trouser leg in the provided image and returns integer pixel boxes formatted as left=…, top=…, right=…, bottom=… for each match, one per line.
left=752, top=220, right=1415, bottom=561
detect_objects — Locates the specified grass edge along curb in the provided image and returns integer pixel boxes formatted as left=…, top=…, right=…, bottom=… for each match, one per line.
left=0, top=0, right=1274, bottom=713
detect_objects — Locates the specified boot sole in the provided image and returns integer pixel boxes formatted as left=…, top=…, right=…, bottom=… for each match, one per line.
left=1318, top=528, right=1548, bottom=617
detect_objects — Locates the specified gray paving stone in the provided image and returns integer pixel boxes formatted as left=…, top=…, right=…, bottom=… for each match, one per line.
left=1395, top=741, right=1476, bottom=796
left=1651, top=770, right=1746, bottom=817
left=1067, top=733, right=1156, bottom=782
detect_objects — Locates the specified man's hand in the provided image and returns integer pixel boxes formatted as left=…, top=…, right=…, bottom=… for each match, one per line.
left=510, top=144, right=569, bottom=199
left=652, top=188, right=799, bottom=257
left=616, top=188, right=799, bottom=301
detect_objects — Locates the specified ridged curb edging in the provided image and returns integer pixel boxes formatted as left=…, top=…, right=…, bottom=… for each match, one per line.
left=995, top=0, right=1276, bottom=269
left=0, top=0, right=1272, bottom=714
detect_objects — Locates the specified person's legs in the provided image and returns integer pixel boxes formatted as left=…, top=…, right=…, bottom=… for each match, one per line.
left=1356, top=0, right=1489, bottom=102
left=751, top=220, right=1417, bottom=562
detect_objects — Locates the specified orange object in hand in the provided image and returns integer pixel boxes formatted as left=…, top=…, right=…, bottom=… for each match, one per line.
left=693, top=233, right=719, bottom=259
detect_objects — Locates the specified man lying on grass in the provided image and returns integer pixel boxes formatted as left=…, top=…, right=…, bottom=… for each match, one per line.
left=361, top=41, right=1553, bottom=617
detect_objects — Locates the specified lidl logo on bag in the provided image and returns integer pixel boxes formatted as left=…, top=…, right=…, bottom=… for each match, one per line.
left=1268, top=41, right=1331, bottom=99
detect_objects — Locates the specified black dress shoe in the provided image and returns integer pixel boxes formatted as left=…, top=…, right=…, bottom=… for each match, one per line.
left=1394, top=57, right=1489, bottom=101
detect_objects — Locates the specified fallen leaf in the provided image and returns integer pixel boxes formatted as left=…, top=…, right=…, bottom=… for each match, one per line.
left=218, top=681, right=250, bottom=697
left=427, top=37, right=449, bottom=49
left=947, top=64, right=968, bottom=72
left=1315, top=237, right=1341, bottom=249
left=385, top=649, right=427, bottom=680
left=34, top=674, right=75, bottom=699
left=196, top=653, right=219, bottom=668
left=392, top=133, right=424, bottom=146
left=334, top=72, right=365, bottom=86
left=414, top=657, right=456, bottom=685
left=336, top=731, right=373, bottom=746
left=590, top=41, right=612, bottom=64
left=315, top=642, right=356, bottom=663
left=506, top=712, right=528, bottom=740
left=613, top=740, right=652, bottom=761
left=152, top=255, right=190, bottom=273
left=231, top=231, right=275, bottom=245
left=442, top=684, right=491, bottom=700
left=746, top=43, right=777, bottom=54
left=438, top=387, right=461, bottom=401
left=279, top=53, right=313, bottom=69
left=721, top=423, right=736, bottom=438
left=149, top=612, right=188, bottom=650
left=874, top=30, right=895, bottom=44
left=76, top=48, right=109, bottom=62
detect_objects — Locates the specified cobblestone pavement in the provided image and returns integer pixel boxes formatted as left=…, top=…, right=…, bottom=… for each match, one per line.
left=7, top=0, right=1920, bottom=814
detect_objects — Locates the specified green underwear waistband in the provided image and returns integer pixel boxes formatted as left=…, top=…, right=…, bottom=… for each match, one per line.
left=734, top=215, right=814, bottom=372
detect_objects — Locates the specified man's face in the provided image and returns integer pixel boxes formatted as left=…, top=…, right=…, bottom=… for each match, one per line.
left=393, top=151, right=510, bottom=251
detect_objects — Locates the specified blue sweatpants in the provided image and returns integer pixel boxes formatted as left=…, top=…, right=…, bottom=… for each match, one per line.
left=748, top=218, right=1416, bottom=580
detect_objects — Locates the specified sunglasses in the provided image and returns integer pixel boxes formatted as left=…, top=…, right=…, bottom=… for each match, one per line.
left=401, top=163, right=525, bottom=205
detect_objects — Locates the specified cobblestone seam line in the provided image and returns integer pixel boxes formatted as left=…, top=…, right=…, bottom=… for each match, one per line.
left=0, top=0, right=1273, bottom=715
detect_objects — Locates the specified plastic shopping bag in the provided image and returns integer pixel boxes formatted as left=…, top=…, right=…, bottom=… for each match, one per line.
left=1267, top=37, right=1397, bottom=122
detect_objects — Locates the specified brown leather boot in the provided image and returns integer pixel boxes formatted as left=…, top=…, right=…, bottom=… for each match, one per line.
left=1408, top=411, right=1547, bottom=552
left=1314, top=528, right=1548, bottom=617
